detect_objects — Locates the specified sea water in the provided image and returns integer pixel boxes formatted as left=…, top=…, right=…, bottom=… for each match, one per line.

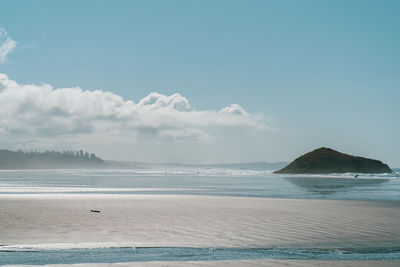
left=0, top=167, right=399, bottom=200
left=0, top=167, right=399, bottom=265
left=1, top=247, right=400, bottom=265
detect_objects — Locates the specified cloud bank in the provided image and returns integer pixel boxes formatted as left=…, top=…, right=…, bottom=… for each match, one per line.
left=0, top=28, right=17, bottom=63
left=0, top=74, right=266, bottom=147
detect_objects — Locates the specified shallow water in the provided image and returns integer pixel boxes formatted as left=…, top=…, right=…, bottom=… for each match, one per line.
left=0, top=168, right=398, bottom=200
left=1, top=246, right=400, bottom=265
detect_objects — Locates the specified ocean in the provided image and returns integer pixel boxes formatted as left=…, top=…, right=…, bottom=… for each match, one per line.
left=0, top=167, right=399, bottom=200
left=0, top=167, right=399, bottom=265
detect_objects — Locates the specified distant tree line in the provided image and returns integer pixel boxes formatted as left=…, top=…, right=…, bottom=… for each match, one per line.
left=0, top=149, right=104, bottom=169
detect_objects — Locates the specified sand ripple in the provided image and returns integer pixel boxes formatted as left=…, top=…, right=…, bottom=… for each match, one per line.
left=0, top=195, right=399, bottom=249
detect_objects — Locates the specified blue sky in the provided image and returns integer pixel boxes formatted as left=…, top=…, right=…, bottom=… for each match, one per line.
left=0, top=0, right=399, bottom=166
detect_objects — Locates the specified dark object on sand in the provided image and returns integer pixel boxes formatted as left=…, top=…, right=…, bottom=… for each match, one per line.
left=354, top=174, right=359, bottom=178
left=90, top=210, right=101, bottom=213
left=274, top=147, right=392, bottom=174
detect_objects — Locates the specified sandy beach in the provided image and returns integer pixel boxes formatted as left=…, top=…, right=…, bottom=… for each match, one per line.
left=1, top=194, right=399, bottom=248
left=1, top=194, right=400, bottom=266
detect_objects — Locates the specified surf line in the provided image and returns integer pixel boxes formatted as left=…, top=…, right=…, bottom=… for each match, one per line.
left=1, top=246, right=400, bottom=265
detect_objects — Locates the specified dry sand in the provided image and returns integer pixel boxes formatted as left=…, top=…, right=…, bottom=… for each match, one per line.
left=1, top=194, right=399, bottom=248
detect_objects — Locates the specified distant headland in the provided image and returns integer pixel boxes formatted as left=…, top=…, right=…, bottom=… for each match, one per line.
left=0, top=150, right=104, bottom=170
left=0, top=149, right=288, bottom=170
left=275, top=147, right=392, bottom=174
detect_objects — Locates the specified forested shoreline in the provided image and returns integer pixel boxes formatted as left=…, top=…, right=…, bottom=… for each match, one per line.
left=0, top=150, right=104, bottom=169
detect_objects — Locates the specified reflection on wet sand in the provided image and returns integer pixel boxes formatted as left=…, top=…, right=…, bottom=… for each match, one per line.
left=285, top=177, right=388, bottom=195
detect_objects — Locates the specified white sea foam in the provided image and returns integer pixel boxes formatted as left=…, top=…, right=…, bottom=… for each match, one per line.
left=60, top=169, right=276, bottom=178
left=0, top=167, right=395, bottom=178
left=0, top=187, right=207, bottom=193
left=0, top=242, right=138, bottom=251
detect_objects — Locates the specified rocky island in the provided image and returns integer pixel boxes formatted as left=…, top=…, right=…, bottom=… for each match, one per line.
left=275, top=147, right=392, bottom=174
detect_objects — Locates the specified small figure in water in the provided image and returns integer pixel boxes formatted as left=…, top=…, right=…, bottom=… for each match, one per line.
left=354, top=174, right=359, bottom=178
left=197, top=170, right=200, bottom=175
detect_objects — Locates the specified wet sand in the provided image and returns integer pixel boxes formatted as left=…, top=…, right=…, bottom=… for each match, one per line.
left=1, top=194, right=399, bottom=266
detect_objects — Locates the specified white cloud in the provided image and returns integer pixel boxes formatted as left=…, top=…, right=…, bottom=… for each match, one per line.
left=138, top=92, right=191, bottom=111
left=220, top=104, right=248, bottom=116
left=0, top=74, right=268, bottom=148
left=0, top=28, right=17, bottom=63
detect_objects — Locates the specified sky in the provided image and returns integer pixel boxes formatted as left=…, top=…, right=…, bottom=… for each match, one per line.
left=0, top=0, right=399, bottom=166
